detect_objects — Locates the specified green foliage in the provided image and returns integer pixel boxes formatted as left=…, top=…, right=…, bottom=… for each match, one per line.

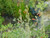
left=0, top=16, right=4, bottom=27
left=0, top=0, right=19, bottom=18
left=0, top=0, right=27, bottom=19
left=29, top=0, right=36, bottom=7
left=0, top=23, right=13, bottom=31
left=2, top=28, right=31, bottom=38
left=29, top=0, right=48, bottom=11
left=0, top=0, right=49, bottom=38
left=36, top=1, right=48, bottom=10
left=45, top=25, right=50, bottom=32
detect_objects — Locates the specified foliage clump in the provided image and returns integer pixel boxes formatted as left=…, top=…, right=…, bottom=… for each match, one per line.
left=0, top=0, right=49, bottom=38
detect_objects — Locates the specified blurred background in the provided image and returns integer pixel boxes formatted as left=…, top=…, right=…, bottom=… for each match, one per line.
left=0, top=0, right=50, bottom=38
